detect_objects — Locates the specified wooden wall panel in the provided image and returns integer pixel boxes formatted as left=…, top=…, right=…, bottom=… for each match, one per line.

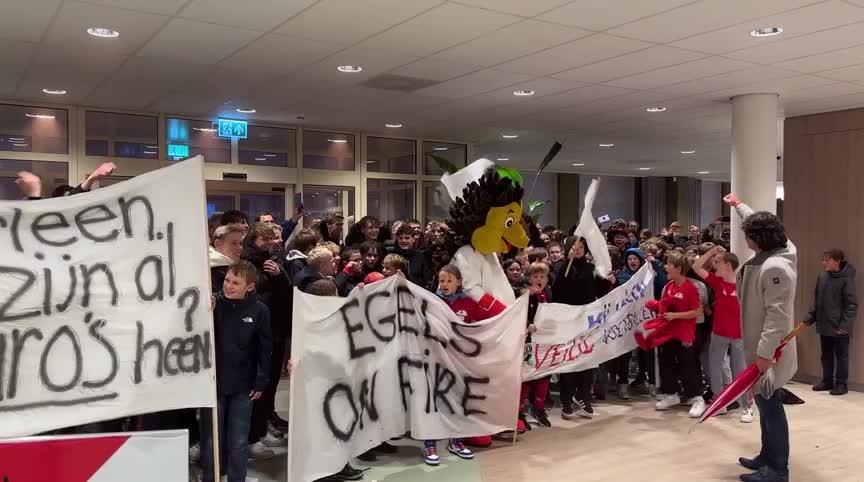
left=785, top=109, right=864, bottom=390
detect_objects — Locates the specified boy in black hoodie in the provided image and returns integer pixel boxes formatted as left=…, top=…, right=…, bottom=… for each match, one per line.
left=202, top=261, right=272, bottom=482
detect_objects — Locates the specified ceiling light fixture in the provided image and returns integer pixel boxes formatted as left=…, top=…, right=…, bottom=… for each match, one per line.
left=646, top=106, right=666, bottom=112
left=750, top=27, right=783, bottom=37
left=254, top=157, right=266, bottom=161
left=697, top=171, right=711, bottom=174
left=513, top=90, right=535, bottom=96
left=264, top=153, right=276, bottom=157
left=385, top=123, right=402, bottom=128
left=681, top=150, right=696, bottom=154
left=143, top=151, right=157, bottom=155
left=236, top=108, right=256, bottom=114
left=337, top=65, right=363, bottom=73
left=12, top=143, right=28, bottom=147
left=572, top=163, right=585, bottom=166
left=193, top=127, right=217, bottom=132
left=599, top=143, right=614, bottom=147
left=42, top=88, right=67, bottom=95
left=497, top=157, right=509, bottom=161
left=433, top=147, right=448, bottom=151
left=639, top=167, right=652, bottom=171
left=26, top=113, right=55, bottom=119
left=87, top=27, right=119, bottom=38
left=328, top=138, right=348, bottom=143
left=501, top=134, right=519, bottom=139
left=8, top=137, right=25, bottom=142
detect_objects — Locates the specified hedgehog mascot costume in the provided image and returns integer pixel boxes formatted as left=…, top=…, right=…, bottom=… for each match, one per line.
left=438, top=158, right=530, bottom=446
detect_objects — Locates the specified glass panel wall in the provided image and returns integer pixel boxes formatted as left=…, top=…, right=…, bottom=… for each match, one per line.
left=366, top=137, right=415, bottom=174
left=422, top=141, right=466, bottom=176
left=303, top=131, right=355, bottom=171
left=367, top=178, right=415, bottom=222
left=86, top=111, right=158, bottom=159
left=239, top=125, right=296, bottom=168
left=0, top=104, right=68, bottom=154
left=0, top=159, right=68, bottom=199
left=165, top=118, right=230, bottom=163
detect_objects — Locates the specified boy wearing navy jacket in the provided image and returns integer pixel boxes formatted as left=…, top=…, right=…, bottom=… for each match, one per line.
left=202, top=261, right=273, bottom=482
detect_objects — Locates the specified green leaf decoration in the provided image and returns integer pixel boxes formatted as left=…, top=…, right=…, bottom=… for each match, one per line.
left=495, top=165, right=523, bottom=186
left=426, top=153, right=459, bottom=174
left=528, top=199, right=545, bottom=213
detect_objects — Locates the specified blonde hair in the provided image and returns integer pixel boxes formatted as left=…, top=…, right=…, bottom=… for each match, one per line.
left=319, top=241, right=341, bottom=257
left=383, top=253, right=407, bottom=273
left=525, top=261, right=550, bottom=277
left=213, top=224, right=245, bottom=240
left=307, top=246, right=334, bottom=270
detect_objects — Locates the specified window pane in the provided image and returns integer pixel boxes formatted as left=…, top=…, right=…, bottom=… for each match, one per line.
left=207, top=195, right=235, bottom=218
left=303, top=131, right=354, bottom=171
left=166, top=118, right=230, bottom=163
left=85, top=111, right=158, bottom=159
left=367, top=178, right=415, bottom=222
left=366, top=137, right=415, bottom=174
left=0, top=159, right=67, bottom=199
left=240, top=193, right=285, bottom=223
left=240, top=125, right=296, bottom=167
left=0, top=104, right=68, bottom=154
left=423, top=141, right=466, bottom=176
left=424, top=181, right=452, bottom=223
left=303, top=185, right=355, bottom=225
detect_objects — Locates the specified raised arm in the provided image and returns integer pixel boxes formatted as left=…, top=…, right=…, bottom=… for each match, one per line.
left=693, top=245, right=723, bottom=279
left=79, top=162, right=117, bottom=191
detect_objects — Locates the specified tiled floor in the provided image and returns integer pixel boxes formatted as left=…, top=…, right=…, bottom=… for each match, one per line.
left=251, top=381, right=863, bottom=482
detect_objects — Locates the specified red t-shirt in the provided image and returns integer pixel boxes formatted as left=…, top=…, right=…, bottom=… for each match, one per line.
left=659, top=279, right=701, bottom=344
left=704, top=272, right=742, bottom=339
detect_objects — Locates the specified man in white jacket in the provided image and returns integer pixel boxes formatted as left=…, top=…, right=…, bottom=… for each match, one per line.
left=725, top=193, right=796, bottom=482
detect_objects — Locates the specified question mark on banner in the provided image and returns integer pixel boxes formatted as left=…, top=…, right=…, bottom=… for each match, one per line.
left=178, top=287, right=200, bottom=332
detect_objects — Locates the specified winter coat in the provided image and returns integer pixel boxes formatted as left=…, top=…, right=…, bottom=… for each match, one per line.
left=735, top=203, right=798, bottom=398
left=293, top=265, right=326, bottom=293
left=209, top=247, right=233, bottom=294
left=284, top=250, right=309, bottom=283
left=616, top=248, right=645, bottom=286
left=242, top=245, right=293, bottom=340
left=806, top=264, right=858, bottom=337
left=552, top=256, right=607, bottom=306
left=212, top=293, right=272, bottom=395
left=390, top=246, right=434, bottom=290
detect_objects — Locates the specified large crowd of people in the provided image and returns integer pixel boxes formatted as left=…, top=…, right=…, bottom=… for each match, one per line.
left=13, top=163, right=856, bottom=482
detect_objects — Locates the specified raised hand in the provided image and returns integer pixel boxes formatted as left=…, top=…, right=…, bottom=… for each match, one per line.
left=723, top=193, right=742, bottom=207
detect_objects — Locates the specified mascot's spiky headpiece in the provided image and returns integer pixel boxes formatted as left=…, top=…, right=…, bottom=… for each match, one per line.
left=448, top=165, right=524, bottom=249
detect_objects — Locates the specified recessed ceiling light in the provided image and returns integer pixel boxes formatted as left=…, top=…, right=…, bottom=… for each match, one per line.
left=646, top=106, right=666, bottom=112
left=639, top=167, right=652, bottom=171
left=385, top=123, right=402, bottom=128
left=750, top=27, right=783, bottom=37
left=497, top=157, right=509, bottom=161
left=513, top=90, right=535, bottom=96
left=193, top=127, right=217, bottom=132
left=572, top=163, right=585, bottom=166
left=8, top=137, right=25, bottom=142
left=501, top=134, right=519, bottom=139
left=433, top=147, right=448, bottom=151
left=264, top=153, right=276, bottom=157
left=681, top=150, right=696, bottom=154
left=12, top=143, right=28, bottom=147
left=599, top=143, right=614, bottom=147
left=337, top=65, right=363, bottom=73
left=42, top=88, right=67, bottom=95
left=328, top=138, right=348, bottom=143
left=87, top=27, right=119, bottom=38
left=236, top=108, right=256, bottom=114
left=26, top=113, right=55, bottom=119
left=698, top=171, right=711, bottom=174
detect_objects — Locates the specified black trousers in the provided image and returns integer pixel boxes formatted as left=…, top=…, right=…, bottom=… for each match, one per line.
left=820, top=335, right=850, bottom=385
left=249, top=336, right=287, bottom=443
left=612, top=352, right=632, bottom=384
left=633, top=348, right=655, bottom=385
left=559, top=369, right=594, bottom=405
left=658, top=340, right=701, bottom=398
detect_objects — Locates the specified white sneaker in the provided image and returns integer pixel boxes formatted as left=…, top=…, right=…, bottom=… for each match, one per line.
left=655, top=394, right=679, bottom=411
left=261, top=432, right=286, bottom=448
left=716, top=406, right=728, bottom=416
left=248, top=441, right=276, bottom=460
left=688, top=396, right=707, bottom=418
left=618, top=384, right=630, bottom=400
left=740, top=407, right=755, bottom=423
left=267, top=421, right=284, bottom=438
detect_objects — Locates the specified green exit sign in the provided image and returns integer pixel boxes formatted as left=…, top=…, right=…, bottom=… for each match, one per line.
left=168, top=143, right=189, bottom=158
left=218, top=119, right=248, bottom=139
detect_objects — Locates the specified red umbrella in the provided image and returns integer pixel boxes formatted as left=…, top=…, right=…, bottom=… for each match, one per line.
left=695, top=323, right=807, bottom=425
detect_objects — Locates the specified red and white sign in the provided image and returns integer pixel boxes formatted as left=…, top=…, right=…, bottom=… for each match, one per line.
left=0, top=430, right=188, bottom=482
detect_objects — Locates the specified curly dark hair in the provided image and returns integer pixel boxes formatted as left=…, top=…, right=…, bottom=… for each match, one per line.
left=741, top=211, right=788, bottom=252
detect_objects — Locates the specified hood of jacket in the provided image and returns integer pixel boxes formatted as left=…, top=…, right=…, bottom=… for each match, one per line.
left=623, top=248, right=645, bottom=271
left=209, top=246, right=234, bottom=268
left=829, top=263, right=856, bottom=280
left=286, top=249, right=308, bottom=262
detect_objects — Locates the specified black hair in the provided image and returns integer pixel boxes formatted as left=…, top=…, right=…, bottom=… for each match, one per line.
left=741, top=211, right=788, bottom=252
left=221, top=209, right=248, bottom=225
left=51, top=184, right=74, bottom=198
left=823, top=248, right=847, bottom=268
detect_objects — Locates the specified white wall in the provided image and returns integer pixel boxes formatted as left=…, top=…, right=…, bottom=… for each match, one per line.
left=579, top=175, right=635, bottom=227
left=700, top=180, right=722, bottom=227
left=520, top=170, right=558, bottom=227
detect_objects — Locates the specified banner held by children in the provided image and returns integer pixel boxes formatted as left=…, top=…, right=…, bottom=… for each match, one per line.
left=0, top=156, right=215, bottom=437
left=523, top=264, right=655, bottom=381
left=287, top=276, right=528, bottom=482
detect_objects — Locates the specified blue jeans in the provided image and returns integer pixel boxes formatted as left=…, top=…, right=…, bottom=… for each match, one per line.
left=201, top=393, right=254, bottom=482
left=754, top=390, right=789, bottom=477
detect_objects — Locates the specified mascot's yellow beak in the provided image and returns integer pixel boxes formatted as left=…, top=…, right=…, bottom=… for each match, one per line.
left=470, top=202, right=530, bottom=254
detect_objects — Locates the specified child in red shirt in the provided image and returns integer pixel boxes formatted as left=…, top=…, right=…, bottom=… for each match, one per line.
left=649, top=253, right=706, bottom=418
left=518, top=262, right=553, bottom=429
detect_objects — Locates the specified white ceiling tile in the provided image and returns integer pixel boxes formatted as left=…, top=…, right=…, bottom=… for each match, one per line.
left=138, top=18, right=261, bottom=64
left=650, top=65, right=794, bottom=96
left=454, top=0, right=570, bottom=17
left=43, top=1, right=170, bottom=55
left=783, top=81, right=864, bottom=101
left=496, top=34, right=651, bottom=76
left=538, top=0, right=694, bottom=30
left=725, top=21, right=864, bottom=64
left=84, top=82, right=167, bottom=109
left=391, top=59, right=483, bottom=82
left=275, top=0, right=444, bottom=47
left=294, top=46, right=420, bottom=86
left=218, top=33, right=341, bottom=74
left=774, top=46, right=864, bottom=73
left=694, top=74, right=840, bottom=101
left=608, top=0, right=818, bottom=43
left=414, top=69, right=533, bottom=99
left=28, top=46, right=127, bottom=83
left=356, top=3, right=521, bottom=57
left=551, top=46, right=707, bottom=83
left=0, top=40, right=37, bottom=75
left=80, top=0, right=186, bottom=15
left=148, top=92, right=222, bottom=115
left=604, top=56, right=755, bottom=90
left=0, top=0, right=60, bottom=42
left=107, top=56, right=212, bottom=91
left=540, top=84, right=639, bottom=108
left=0, top=72, right=20, bottom=96
left=818, top=64, right=864, bottom=82
left=15, top=77, right=97, bottom=103
left=431, top=19, right=590, bottom=67
left=179, top=0, right=317, bottom=31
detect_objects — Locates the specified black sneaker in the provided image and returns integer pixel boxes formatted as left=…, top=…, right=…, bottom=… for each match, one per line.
left=518, top=412, right=532, bottom=431
left=727, top=400, right=741, bottom=411
left=812, top=381, right=834, bottom=392
left=531, top=407, right=551, bottom=428
left=330, top=464, right=364, bottom=481
left=270, top=413, right=289, bottom=431
left=561, top=404, right=575, bottom=420
left=574, top=399, right=593, bottom=419
left=738, top=456, right=767, bottom=471
left=830, top=383, right=848, bottom=396
left=356, top=450, right=377, bottom=462
left=373, top=442, right=398, bottom=454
